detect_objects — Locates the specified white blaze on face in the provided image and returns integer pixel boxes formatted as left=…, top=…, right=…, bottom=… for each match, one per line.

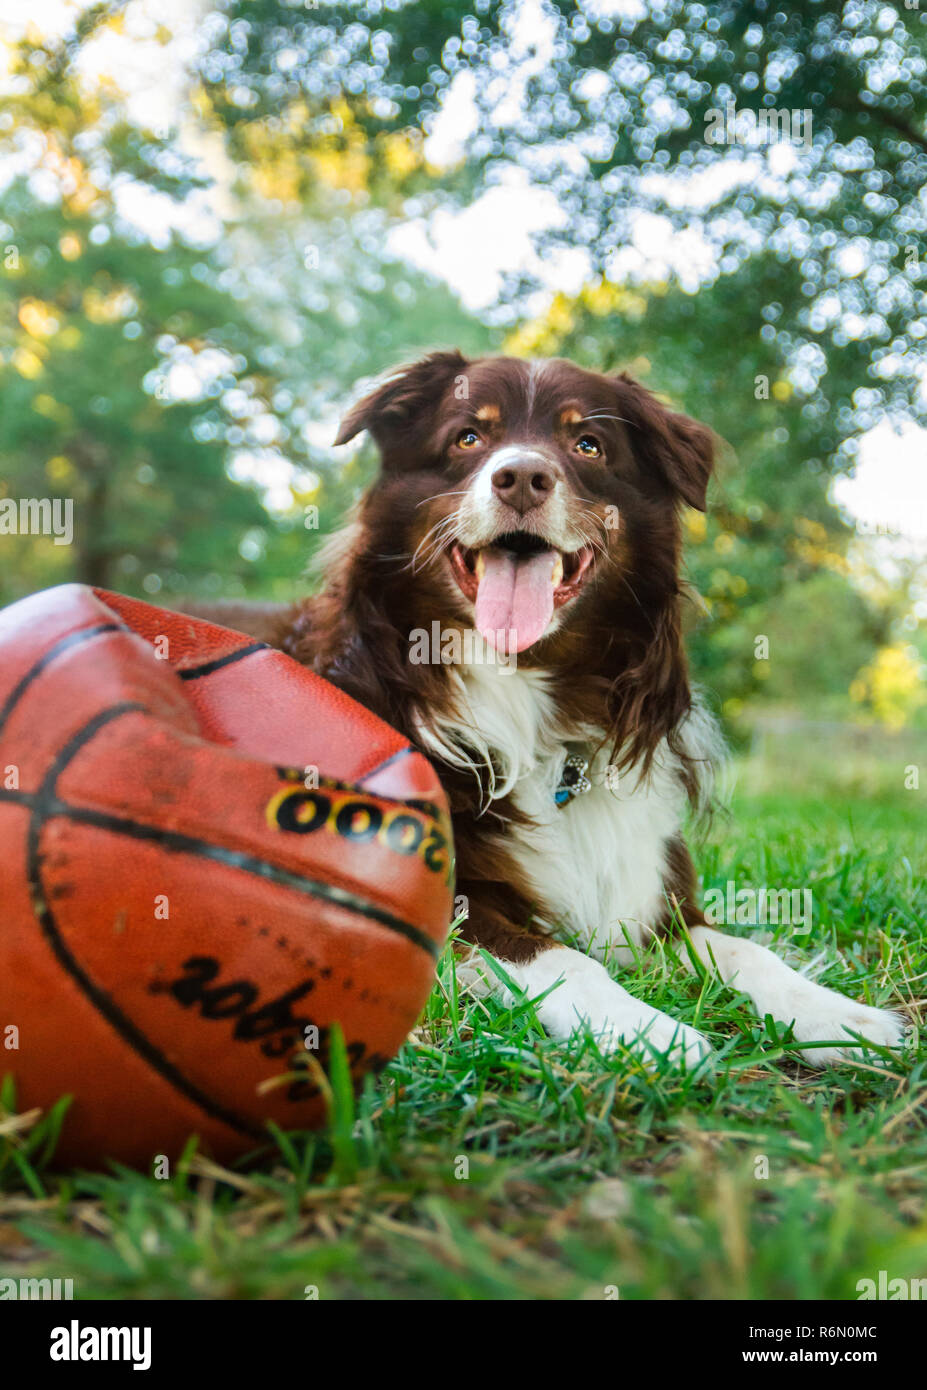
left=463, top=444, right=570, bottom=653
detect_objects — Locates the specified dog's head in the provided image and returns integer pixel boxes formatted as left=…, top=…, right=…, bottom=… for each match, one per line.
left=335, top=351, right=715, bottom=664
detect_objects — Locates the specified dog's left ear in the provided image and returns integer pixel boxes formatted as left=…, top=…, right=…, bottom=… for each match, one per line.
left=614, top=373, right=715, bottom=512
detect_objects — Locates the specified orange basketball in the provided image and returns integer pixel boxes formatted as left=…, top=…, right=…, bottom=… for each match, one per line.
left=0, top=585, right=453, bottom=1168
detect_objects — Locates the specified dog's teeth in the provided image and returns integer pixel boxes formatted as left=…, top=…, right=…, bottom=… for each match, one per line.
left=551, top=554, right=563, bottom=586
left=474, top=551, right=485, bottom=581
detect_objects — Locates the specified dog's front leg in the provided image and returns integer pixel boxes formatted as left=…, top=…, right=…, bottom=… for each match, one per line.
left=456, top=881, right=711, bottom=1068
left=683, top=926, right=904, bottom=1065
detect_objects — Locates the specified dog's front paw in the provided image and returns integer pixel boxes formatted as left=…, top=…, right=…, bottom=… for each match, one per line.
left=597, top=1007, right=713, bottom=1069
left=506, top=946, right=712, bottom=1070
left=776, top=980, right=905, bottom=1065
left=684, top=927, right=907, bottom=1068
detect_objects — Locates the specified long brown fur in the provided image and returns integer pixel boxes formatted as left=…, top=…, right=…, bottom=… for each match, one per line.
left=268, top=353, right=717, bottom=962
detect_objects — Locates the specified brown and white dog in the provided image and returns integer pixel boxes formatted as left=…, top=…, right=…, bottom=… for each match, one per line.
left=267, top=351, right=902, bottom=1067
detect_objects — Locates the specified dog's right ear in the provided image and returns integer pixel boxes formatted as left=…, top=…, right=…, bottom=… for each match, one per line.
left=334, top=350, right=469, bottom=456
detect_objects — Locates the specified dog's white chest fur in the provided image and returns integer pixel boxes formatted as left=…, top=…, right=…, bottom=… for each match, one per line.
left=510, top=738, right=684, bottom=958
left=417, top=660, right=690, bottom=959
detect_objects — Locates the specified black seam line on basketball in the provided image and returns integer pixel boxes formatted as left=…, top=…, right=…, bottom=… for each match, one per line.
left=0, top=788, right=36, bottom=807
left=358, top=746, right=413, bottom=784
left=42, top=799, right=441, bottom=961
left=27, top=701, right=265, bottom=1142
left=0, top=622, right=124, bottom=737
left=177, top=642, right=268, bottom=681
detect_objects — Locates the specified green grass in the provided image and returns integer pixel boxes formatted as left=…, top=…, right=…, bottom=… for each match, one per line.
left=1, top=782, right=925, bottom=1300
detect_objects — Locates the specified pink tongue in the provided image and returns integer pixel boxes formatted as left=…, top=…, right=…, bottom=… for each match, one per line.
left=474, top=547, right=559, bottom=653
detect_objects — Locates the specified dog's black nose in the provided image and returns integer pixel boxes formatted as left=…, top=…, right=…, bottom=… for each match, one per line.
left=491, top=459, right=557, bottom=514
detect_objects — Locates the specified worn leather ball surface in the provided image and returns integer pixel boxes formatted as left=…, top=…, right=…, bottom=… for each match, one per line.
left=0, top=584, right=452, bottom=1168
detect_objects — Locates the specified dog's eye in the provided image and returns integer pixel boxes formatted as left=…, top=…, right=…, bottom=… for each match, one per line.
left=455, top=429, right=482, bottom=449
left=575, top=435, right=602, bottom=458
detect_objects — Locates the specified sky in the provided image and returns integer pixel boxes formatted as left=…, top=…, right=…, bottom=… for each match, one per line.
left=1, top=0, right=924, bottom=561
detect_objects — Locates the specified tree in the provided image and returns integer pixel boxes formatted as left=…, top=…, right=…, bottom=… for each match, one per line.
left=195, top=0, right=927, bottom=456
left=0, top=14, right=286, bottom=604
left=0, top=8, right=492, bottom=605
